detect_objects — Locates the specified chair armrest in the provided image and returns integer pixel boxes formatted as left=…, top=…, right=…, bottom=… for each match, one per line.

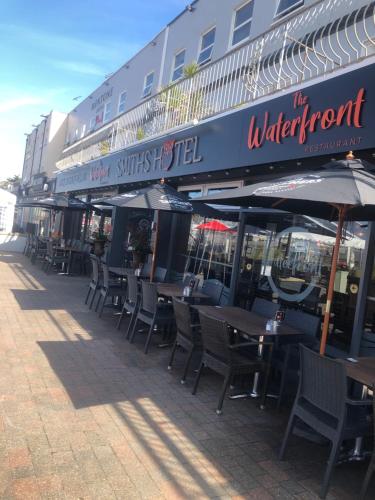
left=345, top=398, right=373, bottom=407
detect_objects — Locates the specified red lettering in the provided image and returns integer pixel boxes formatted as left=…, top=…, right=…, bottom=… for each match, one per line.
left=247, top=112, right=268, bottom=149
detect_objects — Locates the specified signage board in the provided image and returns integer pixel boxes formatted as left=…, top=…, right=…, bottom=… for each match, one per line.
left=56, top=64, right=375, bottom=193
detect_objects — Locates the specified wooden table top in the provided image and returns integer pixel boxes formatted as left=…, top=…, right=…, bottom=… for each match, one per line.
left=342, top=357, right=375, bottom=387
left=109, top=267, right=134, bottom=276
left=157, top=283, right=209, bottom=299
left=192, top=305, right=302, bottom=338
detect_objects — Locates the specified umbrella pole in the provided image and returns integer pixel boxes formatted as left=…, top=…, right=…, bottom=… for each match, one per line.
left=207, top=230, right=216, bottom=277
left=320, top=206, right=346, bottom=355
left=150, top=210, right=160, bottom=282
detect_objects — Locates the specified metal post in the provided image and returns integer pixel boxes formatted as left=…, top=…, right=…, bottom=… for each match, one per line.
left=228, top=211, right=246, bottom=306
left=350, top=221, right=375, bottom=356
left=165, top=213, right=178, bottom=281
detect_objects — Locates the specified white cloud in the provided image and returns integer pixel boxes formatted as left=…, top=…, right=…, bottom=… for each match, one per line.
left=49, top=60, right=105, bottom=76
left=0, top=97, right=44, bottom=113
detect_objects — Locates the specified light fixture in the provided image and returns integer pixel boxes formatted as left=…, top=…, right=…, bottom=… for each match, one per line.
left=187, top=4, right=194, bottom=11
left=193, top=176, right=197, bottom=180
left=125, top=64, right=130, bottom=69
left=296, top=161, right=302, bottom=166
left=245, top=168, right=250, bottom=173
left=331, top=157, right=337, bottom=161
left=151, top=41, right=157, bottom=46
left=225, top=171, right=229, bottom=176
left=207, top=174, right=212, bottom=178
left=269, top=165, right=274, bottom=170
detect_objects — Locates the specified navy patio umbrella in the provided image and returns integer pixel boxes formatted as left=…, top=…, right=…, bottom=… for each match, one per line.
left=197, top=153, right=375, bottom=354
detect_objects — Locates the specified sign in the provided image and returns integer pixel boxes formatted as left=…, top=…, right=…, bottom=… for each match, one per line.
left=91, top=88, right=113, bottom=111
left=56, top=63, right=375, bottom=193
left=262, top=227, right=323, bottom=302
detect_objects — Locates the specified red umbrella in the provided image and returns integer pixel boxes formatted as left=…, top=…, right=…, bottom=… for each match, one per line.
left=196, top=220, right=235, bottom=232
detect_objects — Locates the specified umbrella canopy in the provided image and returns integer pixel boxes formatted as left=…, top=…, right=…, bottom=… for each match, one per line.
left=197, top=158, right=375, bottom=221
left=198, top=155, right=375, bottom=355
left=99, top=183, right=194, bottom=213
left=196, top=220, right=236, bottom=232
left=17, top=194, right=87, bottom=210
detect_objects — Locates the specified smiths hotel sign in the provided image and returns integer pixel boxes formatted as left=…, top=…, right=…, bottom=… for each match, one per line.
left=56, top=135, right=203, bottom=191
left=116, top=136, right=202, bottom=178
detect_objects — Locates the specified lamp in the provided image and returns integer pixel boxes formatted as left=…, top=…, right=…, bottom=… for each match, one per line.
left=187, top=4, right=194, bottom=11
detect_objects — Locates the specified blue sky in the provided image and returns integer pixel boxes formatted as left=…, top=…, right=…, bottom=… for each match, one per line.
left=0, top=0, right=187, bottom=180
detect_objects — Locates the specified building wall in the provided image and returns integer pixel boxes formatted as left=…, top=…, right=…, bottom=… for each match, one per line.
left=63, top=0, right=320, bottom=149
left=21, top=111, right=68, bottom=187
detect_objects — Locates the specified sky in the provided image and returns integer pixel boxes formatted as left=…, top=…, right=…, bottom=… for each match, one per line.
left=0, top=0, right=187, bottom=181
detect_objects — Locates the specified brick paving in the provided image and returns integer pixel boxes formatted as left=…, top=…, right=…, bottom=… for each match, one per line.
left=0, top=252, right=374, bottom=499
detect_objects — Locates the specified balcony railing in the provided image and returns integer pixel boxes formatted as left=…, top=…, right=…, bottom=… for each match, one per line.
left=56, top=0, right=375, bottom=171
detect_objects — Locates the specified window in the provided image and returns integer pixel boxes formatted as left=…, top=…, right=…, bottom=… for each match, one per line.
left=103, top=101, right=111, bottom=123
left=231, top=1, right=254, bottom=47
left=118, top=91, right=127, bottom=114
left=275, top=0, right=304, bottom=18
left=142, top=72, right=154, bottom=98
left=198, top=27, right=216, bottom=66
left=80, top=124, right=86, bottom=138
left=171, top=50, right=186, bottom=82
left=89, top=117, right=96, bottom=132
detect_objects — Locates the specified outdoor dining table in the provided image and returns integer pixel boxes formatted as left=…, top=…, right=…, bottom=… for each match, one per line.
left=156, top=283, right=209, bottom=301
left=192, top=305, right=303, bottom=400
left=109, top=266, right=134, bottom=277
left=63, top=246, right=86, bottom=275
left=341, top=356, right=375, bottom=461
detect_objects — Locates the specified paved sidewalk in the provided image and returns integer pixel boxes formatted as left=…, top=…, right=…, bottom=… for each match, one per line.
left=0, top=252, right=373, bottom=499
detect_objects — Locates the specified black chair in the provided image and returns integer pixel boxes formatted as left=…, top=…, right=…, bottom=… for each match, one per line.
left=201, top=279, right=224, bottom=305
left=85, top=256, right=101, bottom=309
left=43, top=240, right=69, bottom=273
left=192, top=310, right=273, bottom=415
left=361, top=396, right=375, bottom=499
left=140, top=262, right=152, bottom=279
left=273, top=309, right=321, bottom=409
left=130, top=280, right=174, bottom=354
left=279, top=345, right=373, bottom=499
left=117, top=274, right=140, bottom=338
left=251, top=297, right=279, bottom=318
left=168, top=298, right=202, bottom=384
left=30, top=236, right=47, bottom=265
left=154, top=267, right=167, bottom=283
left=182, top=272, right=197, bottom=287
left=96, top=263, right=127, bottom=318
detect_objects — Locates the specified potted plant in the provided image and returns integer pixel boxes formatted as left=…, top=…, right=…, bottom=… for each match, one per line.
left=92, top=229, right=107, bottom=256
left=128, top=226, right=150, bottom=268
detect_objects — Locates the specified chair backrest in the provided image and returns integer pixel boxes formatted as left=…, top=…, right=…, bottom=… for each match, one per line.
left=102, top=263, right=110, bottom=288
left=298, top=345, right=347, bottom=419
left=141, top=280, right=158, bottom=314
left=182, top=273, right=195, bottom=287
left=201, top=279, right=224, bottom=305
left=284, top=309, right=320, bottom=338
left=126, top=274, right=139, bottom=304
left=140, top=262, right=152, bottom=278
left=172, top=298, right=195, bottom=342
left=90, top=255, right=99, bottom=283
left=251, top=297, right=278, bottom=318
left=46, top=240, right=54, bottom=257
left=199, top=310, right=231, bottom=363
left=219, top=286, right=230, bottom=306
left=154, top=267, right=167, bottom=283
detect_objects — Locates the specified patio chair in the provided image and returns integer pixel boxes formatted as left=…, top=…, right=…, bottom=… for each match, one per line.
left=30, top=236, right=47, bottom=265
left=201, top=279, right=224, bottom=305
left=251, top=297, right=279, bottom=318
left=95, top=263, right=127, bottom=318
left=43, top=240, right=69, bottom=273
left=129, top=280, right=174, bottom=354
left=273, top=309, right=321, bottom=409
left=360, top=395, right=375, bottom=499
left=154, top=267, right=167, bottom=283
left=168, top=298, right=202, bottom=384
left=117, top=274, right=140, bottom=338
left=279, top=345, right=373, bottom=499
left=192, top=310, right=273, bottom=415
left=140, top=262, right=152, bottom=279
left=182, top=272, right=197, bottom=288
left=85, top=255, right=101, bottom=309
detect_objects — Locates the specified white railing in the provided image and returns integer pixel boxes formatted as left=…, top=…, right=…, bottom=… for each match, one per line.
left=56, top=0, right=375, bottom=171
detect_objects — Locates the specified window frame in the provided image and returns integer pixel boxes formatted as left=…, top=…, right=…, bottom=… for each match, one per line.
left=274, top=0, right=304, bottom=19
left=197, top=26, right=216, bottom=66
left=171, top=49, right=186, bottom=82
left=118, top=91, right=127, bottom=114
left=103, top=101, right=112, bottom=123
left=142, top=71, right=155, bottom=98
left=89, top=117, right=96, bottom=132
left=230, top=0, right=254, bottom=49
